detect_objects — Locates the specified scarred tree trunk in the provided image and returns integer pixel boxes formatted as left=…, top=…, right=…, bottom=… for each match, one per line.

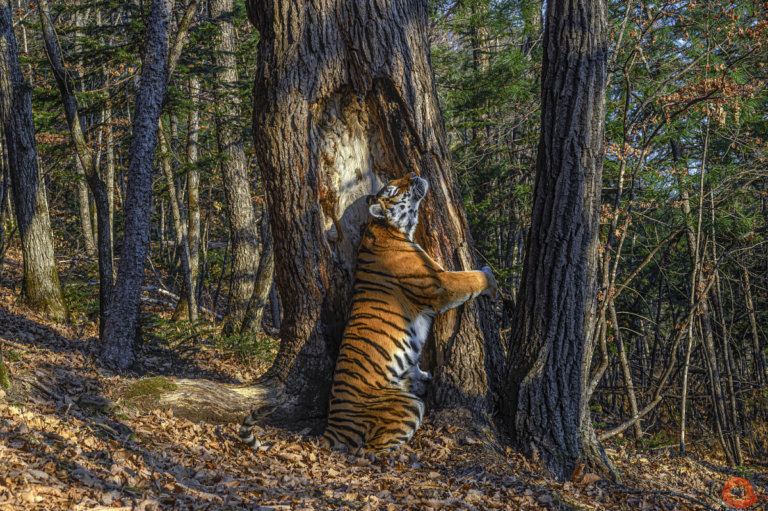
left=245, top=0, right=502, bottom=429
left=0, top=0, right=68, bottom=322
left=500, top=0, right=612, bottom=481
left=101, top=0, right=172, bottom=369
left=210, top=0, right=261, bottom=336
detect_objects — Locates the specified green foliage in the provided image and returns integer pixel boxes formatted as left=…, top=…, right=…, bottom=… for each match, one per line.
left=63, top=280, right=100, bottom=326
left=213, top=332, right=279, bottom=365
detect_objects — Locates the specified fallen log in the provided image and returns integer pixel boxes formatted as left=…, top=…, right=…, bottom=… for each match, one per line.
left=115, top=376, right=283, bottom=425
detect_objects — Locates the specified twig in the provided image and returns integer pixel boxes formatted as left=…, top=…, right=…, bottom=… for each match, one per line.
left=141, top=286, right=222, bottom=319
left=0, top=337, right=35, bottom=352
left=14, top=375, right=56, bottom=398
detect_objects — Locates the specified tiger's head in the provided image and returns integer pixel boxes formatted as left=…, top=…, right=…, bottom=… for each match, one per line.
left=367, top=172, right=428, bottom=240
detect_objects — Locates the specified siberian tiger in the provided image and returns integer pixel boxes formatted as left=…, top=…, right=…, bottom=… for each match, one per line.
left=320, top=172, right=497, bottom=452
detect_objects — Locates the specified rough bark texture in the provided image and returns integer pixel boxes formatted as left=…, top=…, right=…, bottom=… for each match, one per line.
left=101, top=0, right=172, bottom=369
left=0, top=0, right=68, bottom=322
left=246, top=0, right=502, bottom=429
left=210, top=0, right=261, bottom=336
left=36, top=0, right=114, bottom=334
left=500, top=0, right=610, bottom=481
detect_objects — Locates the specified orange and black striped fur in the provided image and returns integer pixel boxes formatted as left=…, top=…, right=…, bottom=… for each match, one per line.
left=320, top=173, right=498, bottom=452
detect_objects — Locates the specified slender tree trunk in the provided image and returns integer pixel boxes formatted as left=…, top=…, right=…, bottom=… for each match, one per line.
left=742, top=266, right=767, bottom=384
left=241, top=206, right=274, bottom=333
left=75, top=159, right=97, bottom=257
left=160, top=125, right=197, bottom=322
left=245, top=0, right=503, bottom=428
left=210, top=0, right=261, bottom=336
left=0, top=0, right=68, bottom=322
left=0, top=133, right=9, bottom=262
left=500, top=0, right=611, bottom=481
left=35, top=0, right=115, bottom=334
left=101, top=0, right=172, bottom=369
left=73, top=8, right=97, bottom=258
left=174, top=77, right=202, bottom=322
left=610, top=299, right=642, bottom=440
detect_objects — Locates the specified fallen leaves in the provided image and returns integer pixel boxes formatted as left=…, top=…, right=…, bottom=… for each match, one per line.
left=0, top=263, right=763, bottom=510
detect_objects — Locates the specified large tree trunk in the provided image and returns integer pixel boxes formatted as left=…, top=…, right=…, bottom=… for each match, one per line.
left=0, top=0, right=68, bottom=322
left=500, top=0, right=611, bottom=481
left=245, top=0, right=502, bottom=430
left=101, top=0, right=172, bottom=369
left=210, top=0, right=261, bottom=336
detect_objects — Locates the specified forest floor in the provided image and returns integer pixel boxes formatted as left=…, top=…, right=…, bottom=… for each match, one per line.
left=0, top=252, right=766, bottom=510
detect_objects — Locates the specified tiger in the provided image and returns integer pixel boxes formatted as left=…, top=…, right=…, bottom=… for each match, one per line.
left=319, top=172, right=498, bottom=452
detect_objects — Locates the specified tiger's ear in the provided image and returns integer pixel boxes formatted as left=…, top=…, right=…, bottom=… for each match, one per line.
left=369, top=201, right=386, bottom=219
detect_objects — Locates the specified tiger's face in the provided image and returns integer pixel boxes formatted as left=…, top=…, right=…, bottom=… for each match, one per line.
left=368, top=173, right=428, bottom=240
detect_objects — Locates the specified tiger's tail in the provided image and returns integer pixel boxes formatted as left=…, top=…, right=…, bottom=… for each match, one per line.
left=238, top=402, right=281, bottom=448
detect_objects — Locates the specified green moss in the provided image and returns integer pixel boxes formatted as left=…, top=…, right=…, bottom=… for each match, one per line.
left=122, top=377, right=177, bottom=400
left=0, top=358, right=11, bottom=390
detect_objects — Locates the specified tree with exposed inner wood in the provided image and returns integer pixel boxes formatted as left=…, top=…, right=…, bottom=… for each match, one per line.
left=237, top=0, right=504, bottom=430
left=134, top=0, right=503, bottom=430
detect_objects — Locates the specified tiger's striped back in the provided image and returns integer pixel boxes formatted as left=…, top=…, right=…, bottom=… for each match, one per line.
left=322, top=222, right=432, bottom=451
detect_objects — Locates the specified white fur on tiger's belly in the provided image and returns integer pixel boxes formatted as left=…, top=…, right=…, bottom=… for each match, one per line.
left=408, top=312, right=433, bottom=380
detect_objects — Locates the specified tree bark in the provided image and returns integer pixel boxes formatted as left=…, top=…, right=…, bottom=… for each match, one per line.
left=75, top=158, right=97, bottom=257
left=500, top=0, right=611, bottom=481
left=245, top=0, right=502, bottom=429
left=210, top=0, right=261, bottom=336
left=241, top=206, right=274, bottom=333
left=160, top=125, right=197, bottom=323
left=742, top=266, right=767, bottom=384
left=101, top=0, right=172, bottom=369
left=35, top=0, right=114, bottom=334
left=0, top=0, right=68, bottom=322
left=173, top=76, right=202, bottom=321
left=72, top=7, right=97, bottom=259
left=0, top=132, right=10, bottom=263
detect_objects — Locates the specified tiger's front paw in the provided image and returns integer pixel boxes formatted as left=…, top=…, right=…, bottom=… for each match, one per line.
left=481, top=266, right=498, bottom=299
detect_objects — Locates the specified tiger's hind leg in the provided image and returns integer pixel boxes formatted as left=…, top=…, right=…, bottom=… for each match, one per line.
left=363, top=390, right=425, bottom=452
